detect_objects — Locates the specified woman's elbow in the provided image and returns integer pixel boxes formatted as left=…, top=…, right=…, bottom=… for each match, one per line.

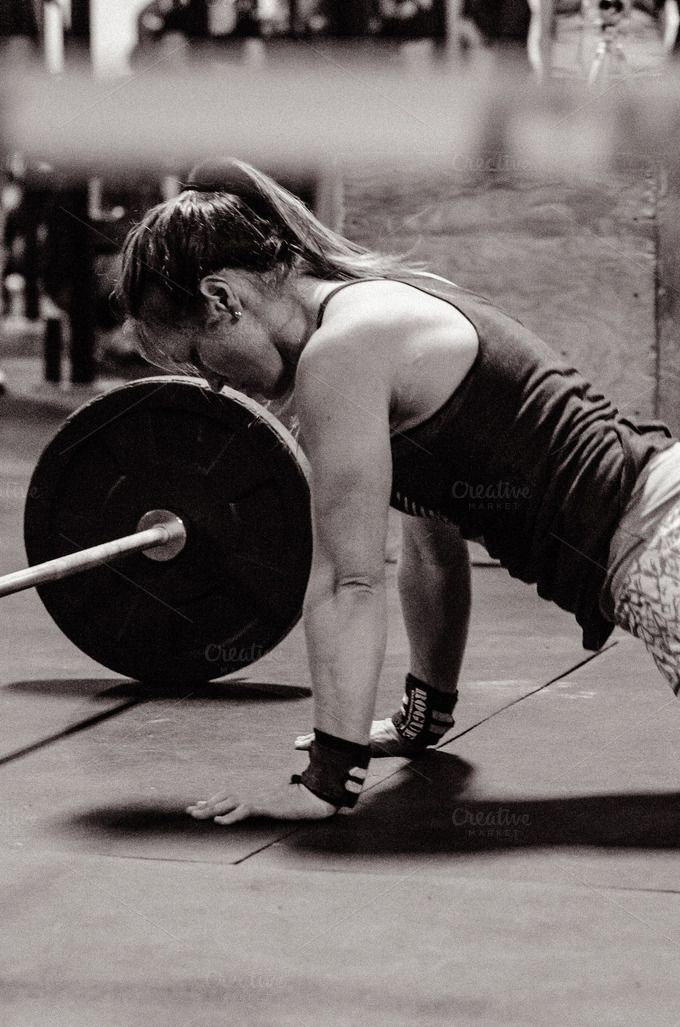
left=302, top=567, right=385, bottom=615
left=335, top=571, right=386, bottom=595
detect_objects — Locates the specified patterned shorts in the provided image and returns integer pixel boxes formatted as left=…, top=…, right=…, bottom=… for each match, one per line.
left=612, top=500, right=680, bottom=695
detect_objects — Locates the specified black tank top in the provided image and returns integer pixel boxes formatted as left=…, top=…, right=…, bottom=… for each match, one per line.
left=316, top=275, right=675, bottom=651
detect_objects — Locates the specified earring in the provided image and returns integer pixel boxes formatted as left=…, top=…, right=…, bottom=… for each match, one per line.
left=232, top=309, right=242, bottom=322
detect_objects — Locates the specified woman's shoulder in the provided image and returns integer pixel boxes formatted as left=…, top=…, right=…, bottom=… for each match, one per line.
left=298, top=279, right=479, bottom=395
left=317, top=278, right=418, bottom=326
left=296, top=278, right=479, bottom=421
left=313, top=277, right=476, bottom=340
left=293, top=285, right=403, bottom=405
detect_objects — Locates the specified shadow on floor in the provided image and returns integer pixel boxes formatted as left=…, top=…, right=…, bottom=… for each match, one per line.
left=60, top=752, right=680, bottom=852
left=67, top=801, right=291, bottom=840
left=54, top=755, right=680, bottom=850
left=3, top=679, right=140, bottom=701
left=3, top=677, right=311, bottom=702
left=287, top=752, right=680, bottom=853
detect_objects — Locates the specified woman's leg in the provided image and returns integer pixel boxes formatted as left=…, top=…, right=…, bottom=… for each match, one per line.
left=611, top=500, right=680, bottom=695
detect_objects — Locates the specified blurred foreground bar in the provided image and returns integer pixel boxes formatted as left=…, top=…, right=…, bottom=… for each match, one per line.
left=2, top=60, right=680, bottom=178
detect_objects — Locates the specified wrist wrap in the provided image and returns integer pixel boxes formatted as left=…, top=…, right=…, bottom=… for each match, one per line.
left=292, top=729, right=370, bottom=808
left=391, top=673, right=457, bottom=747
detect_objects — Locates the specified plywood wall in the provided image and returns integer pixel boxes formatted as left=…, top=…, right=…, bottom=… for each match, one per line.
left=344, top=167, right=660, bottom=422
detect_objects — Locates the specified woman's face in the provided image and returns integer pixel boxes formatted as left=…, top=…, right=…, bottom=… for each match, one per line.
left=142, top=308, right=290, bottom=401
left=137, top=272, right=299, bottom=400
left=192, top=312, right=289, bottom=399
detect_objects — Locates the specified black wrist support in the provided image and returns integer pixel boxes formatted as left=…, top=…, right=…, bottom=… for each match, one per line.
left=293, top=729, right=370, bottom=808
left=391, top=673, right=457, bottom=747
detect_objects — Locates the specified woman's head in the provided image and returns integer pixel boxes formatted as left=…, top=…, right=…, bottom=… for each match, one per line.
left=117, top=163, right=289, bottom=370
left=115, top=157, right=421, bottom=378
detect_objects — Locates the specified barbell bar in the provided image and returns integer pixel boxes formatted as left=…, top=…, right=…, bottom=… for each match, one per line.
left=0, top=509, right=186, bottom=600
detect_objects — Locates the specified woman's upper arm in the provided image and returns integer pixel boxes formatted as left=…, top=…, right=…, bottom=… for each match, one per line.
left=295, top=339, right=393, bottom=583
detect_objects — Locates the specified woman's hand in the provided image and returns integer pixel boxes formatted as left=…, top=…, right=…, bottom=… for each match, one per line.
left=186, top=779, right=338, bottom=825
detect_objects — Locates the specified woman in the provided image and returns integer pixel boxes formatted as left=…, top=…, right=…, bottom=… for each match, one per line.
left=116, top=158, right=680, bottom=824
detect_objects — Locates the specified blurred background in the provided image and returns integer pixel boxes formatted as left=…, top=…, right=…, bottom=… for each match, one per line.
left=1, top=0, right=680, bottom=434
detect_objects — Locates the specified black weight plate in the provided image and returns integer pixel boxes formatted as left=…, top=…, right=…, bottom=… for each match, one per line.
left=24, top=377, right=312, bottom=683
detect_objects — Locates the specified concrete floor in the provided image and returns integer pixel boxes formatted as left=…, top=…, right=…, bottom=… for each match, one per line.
left=2, top=377, right=680, bottom=1027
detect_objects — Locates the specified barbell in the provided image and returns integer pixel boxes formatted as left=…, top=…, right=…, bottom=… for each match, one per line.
left=3, top=377, right=313, bottom=684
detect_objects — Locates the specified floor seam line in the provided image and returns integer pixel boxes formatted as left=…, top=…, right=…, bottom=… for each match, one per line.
left=438, top=641, right=619, bottom=750
left=231, top=827, right=301, bottom=865
left=0, top=698, right=143, bottom=767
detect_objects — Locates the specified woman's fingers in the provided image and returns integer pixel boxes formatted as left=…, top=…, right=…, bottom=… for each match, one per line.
left=214, top=804, right=252, bottom=825
left=369, top=717, right=429, bottom=757
left=186, top=791, right=240, bottom=818
left=187, top=780, right=338, bottom=824
left=294, top=731, right=314, bottom=750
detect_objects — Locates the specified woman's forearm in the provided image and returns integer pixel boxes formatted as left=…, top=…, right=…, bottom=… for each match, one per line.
left=303, top=574, right=388, bottom=744
left=398, top=532, right=471, bottom=693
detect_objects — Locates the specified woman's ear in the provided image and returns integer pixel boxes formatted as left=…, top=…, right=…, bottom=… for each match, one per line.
left=199, top=275, right=239, bottom=325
